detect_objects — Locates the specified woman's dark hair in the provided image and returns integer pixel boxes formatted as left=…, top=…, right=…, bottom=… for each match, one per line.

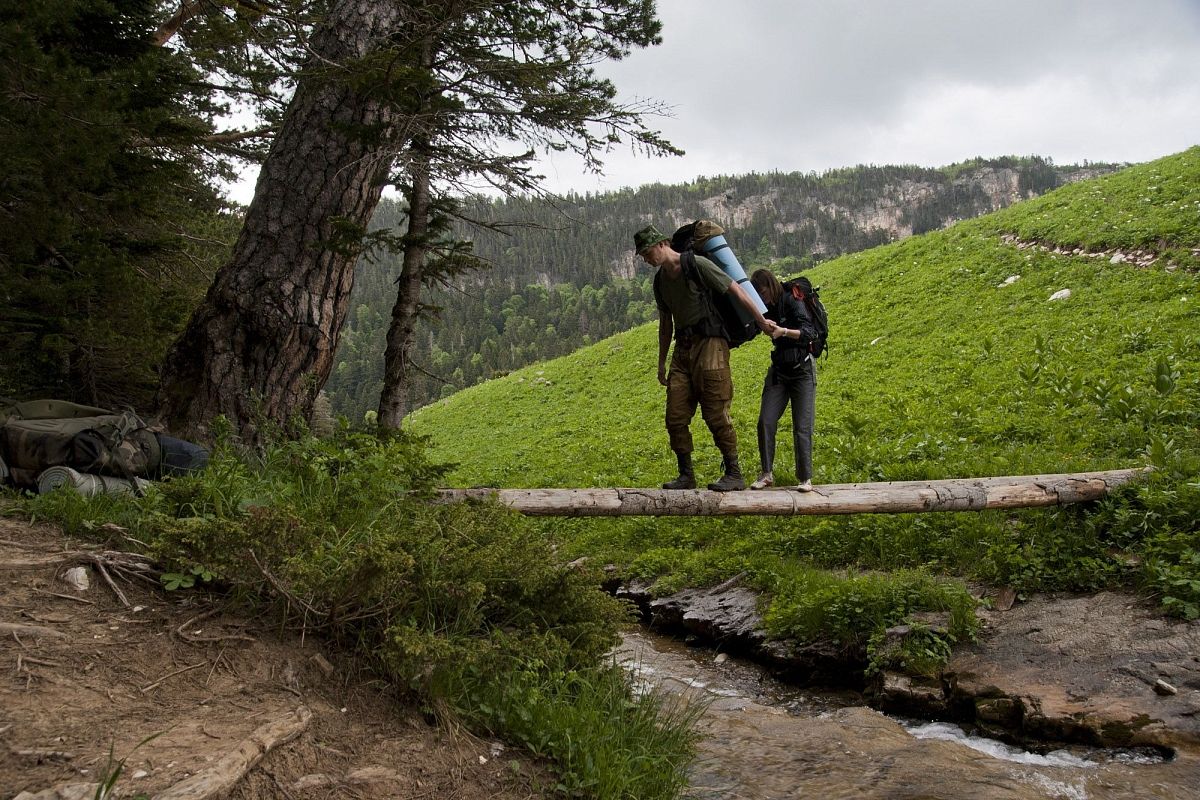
left=750, top=268, right=782, bottom=307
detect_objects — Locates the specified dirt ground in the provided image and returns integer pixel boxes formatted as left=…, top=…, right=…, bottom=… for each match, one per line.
left=0, top=516, right=549, bottom=800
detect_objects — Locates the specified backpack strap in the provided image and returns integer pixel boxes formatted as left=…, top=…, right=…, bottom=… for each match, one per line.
left=777, top=289, right=818, bottom=350
left=678, top=251, right=729, bottom=341
left=680, top=249, right=697, bottom=280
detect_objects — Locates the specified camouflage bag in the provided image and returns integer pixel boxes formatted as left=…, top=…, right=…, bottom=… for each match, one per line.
left=0, top=399, right=160, bottom=491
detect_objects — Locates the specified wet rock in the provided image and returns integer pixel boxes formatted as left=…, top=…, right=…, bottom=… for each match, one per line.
left=618, top=578, right=859, bottom=687
left=614, top=577, right=655, bottom=611
left=975, top=696, right=1022, bottom=726
left=620, top=579, right=1200, bottom=754
left=877, top=671, right=948, bottom=716
left=650, top=585, right=762, bottom=643
left=942, top=592, right=1200, bottom=751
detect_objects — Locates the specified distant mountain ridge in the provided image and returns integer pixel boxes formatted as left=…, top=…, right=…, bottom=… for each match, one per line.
left=326, top=156, right=1121, bottom=420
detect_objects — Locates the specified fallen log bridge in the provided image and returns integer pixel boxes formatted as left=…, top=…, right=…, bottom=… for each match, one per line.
left=437, top=468, right=1149, bottom=517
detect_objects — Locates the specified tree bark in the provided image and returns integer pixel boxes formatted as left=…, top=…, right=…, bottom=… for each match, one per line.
left=156, top=0, right=415, bottom=442
left=377, top=137, right=433, bottom=429
left=435, top=468, right=1150, bottom=517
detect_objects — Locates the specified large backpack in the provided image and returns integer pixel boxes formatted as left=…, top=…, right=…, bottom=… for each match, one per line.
left=671, top=220, right=762, bottom=348
left=675, top=252, right=761, bottom=347
left=782, top=276, right=830, bottom=358
left=0, top=399, right=161, bottom=490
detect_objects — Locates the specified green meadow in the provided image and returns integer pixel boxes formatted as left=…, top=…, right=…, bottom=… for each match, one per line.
left=410, top=148, right=1200, bottom=659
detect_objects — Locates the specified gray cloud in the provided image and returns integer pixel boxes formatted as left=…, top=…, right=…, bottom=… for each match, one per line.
left=540, top=0, right=1200, bottom=195
left=227, top=1, right=1200, bottom=202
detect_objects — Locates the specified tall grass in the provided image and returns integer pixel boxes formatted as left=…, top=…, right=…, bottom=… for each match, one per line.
left=447, top=659, right=700, bottom=798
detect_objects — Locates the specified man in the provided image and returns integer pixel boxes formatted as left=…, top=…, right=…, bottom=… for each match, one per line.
left=635, top=224, right=775, bottom=491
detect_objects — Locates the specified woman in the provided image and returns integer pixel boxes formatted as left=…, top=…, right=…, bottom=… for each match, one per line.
left=749, top=269, right=818, bottom=491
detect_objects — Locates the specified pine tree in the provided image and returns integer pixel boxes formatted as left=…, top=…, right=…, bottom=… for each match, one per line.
left=153, top=0, right=676, bottom=439
left=375, top=0, right=679, bottom=428
left=156, top=0, right=433, bottom=440
left=0, top=0, right=233, bottom=408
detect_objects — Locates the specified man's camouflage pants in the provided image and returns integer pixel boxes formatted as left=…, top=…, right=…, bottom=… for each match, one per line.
left=665, top=335, right=737, bottom=457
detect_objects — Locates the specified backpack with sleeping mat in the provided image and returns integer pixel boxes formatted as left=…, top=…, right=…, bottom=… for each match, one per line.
left=670, top=220, right=767, bottom=348
left=0, top=399, right=207, bottom=492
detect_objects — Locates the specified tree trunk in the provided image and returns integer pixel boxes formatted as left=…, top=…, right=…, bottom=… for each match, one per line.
left=377, top=137, right=433, bottom=430
left=434, top=468, right=1150, bottom=517
left=156, top=0, right=414, bottom=442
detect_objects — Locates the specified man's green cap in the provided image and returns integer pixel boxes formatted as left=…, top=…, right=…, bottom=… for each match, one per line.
left=634, top=224, right=669, bottom=255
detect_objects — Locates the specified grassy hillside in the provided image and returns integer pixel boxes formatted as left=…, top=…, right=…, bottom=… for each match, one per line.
left=408, top=149, right=1200, bottom=659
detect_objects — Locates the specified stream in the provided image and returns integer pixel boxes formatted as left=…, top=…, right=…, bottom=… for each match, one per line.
left=614, top=630, right=1199, bottom=799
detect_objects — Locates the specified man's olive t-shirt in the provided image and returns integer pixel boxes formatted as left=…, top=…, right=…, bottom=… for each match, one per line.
left=653, top=255, right=732, bottom=331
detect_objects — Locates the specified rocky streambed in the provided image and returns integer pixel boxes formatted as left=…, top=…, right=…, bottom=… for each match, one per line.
left=616, top=578, right=1200, bottom=759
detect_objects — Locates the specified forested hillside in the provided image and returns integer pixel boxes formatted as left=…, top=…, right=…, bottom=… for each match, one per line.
left=327, top=157, right=1116, bottom=420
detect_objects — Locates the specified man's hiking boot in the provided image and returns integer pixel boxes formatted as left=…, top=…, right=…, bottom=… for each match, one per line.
left=795, top=478, right=813, bottom=493
left=663, top=473, right=697, bottom=490
left=750, top=472, right=774, bottom=490
left=662, top=451, right=696, bottom=490
left=708, top=457, right=745, bottom=492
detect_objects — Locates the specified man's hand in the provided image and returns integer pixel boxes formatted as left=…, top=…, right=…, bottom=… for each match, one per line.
left=728, top=281, right=776, bottom=334
left=658, top=363, right=668, bottom=386
left=770, top=325, right=789, bottom=340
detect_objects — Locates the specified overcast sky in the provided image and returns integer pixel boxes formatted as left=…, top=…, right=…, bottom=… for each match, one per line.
left=535, top=0, right=1200, bottom=195
left=226, top=0, right=1200, bottom=203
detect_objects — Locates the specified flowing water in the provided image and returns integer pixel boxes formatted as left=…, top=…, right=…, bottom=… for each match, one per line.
left=614, top=631, right=1199, bottom=799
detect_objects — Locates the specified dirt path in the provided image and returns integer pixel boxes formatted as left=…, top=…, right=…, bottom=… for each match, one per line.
left=0, top=517, right=547, bottom=800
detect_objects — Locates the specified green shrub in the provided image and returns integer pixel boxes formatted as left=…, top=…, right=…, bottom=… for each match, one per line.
left=866, top=621, right=956, bottom=678
left=1141, top=532, right=1200, bottom=620
left=19, top=430, right=694, bottom=800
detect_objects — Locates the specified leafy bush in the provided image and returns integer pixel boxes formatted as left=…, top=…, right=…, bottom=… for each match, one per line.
left=20, top=430, right=694, bottom=800
left=1142, top=533, right=1200, bottom=620
left=866, top=622, right=956, bottom=678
